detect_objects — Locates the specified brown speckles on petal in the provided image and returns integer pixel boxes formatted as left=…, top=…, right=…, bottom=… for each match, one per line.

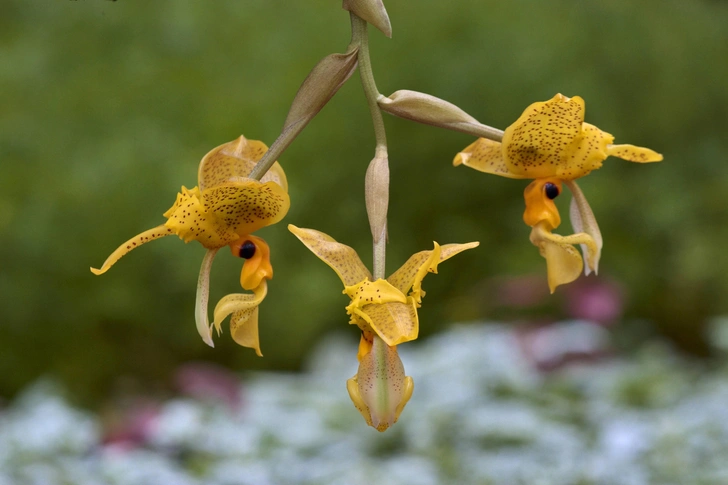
left=606, top=144, right=664, bottom=163
left=360, top=300, right=419, bottom=346
left=198, top=136, right=288, bottom=192
left=90, top=224, right=174, bottom=275
left=502, top=94, right=585, bottom=179
left=561, top=122, right=613, bottom=179
left=387, top=242, right=480, bottom=295
left=453, top=138, right=526, bottom=179
left=288, top=225, right=372, bottom=286
left=202, top=180, right=290, bottom=238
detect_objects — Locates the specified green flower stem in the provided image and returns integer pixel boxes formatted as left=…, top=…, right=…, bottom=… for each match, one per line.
left=352, top=13, right=388, bottom=280
left=466, top=123, right=504, bottom=142
left=248, top=123, right=305, bottom=181
left=351, top=14, right=387, bottom=157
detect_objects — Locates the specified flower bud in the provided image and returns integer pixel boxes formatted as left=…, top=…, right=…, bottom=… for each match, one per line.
left=365, top=154, right=389, bottom=243
left=378, top=90, right=502, bottom=140
left=343, top=0, right=392, bottom=38
left=283, top=47, right=359, bottom=134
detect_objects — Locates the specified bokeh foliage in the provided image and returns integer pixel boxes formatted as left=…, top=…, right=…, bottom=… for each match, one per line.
left=1, top=0, right=727, bottom=401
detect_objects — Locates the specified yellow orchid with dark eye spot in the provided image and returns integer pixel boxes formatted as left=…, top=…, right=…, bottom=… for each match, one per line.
left=289, top=224, right=478, bottom=431
left=91, top=136, right=290, bottom=351
left=454, top=93, right=662, bottom=292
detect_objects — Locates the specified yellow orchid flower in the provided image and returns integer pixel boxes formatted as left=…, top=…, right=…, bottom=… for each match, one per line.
left=289, top=224, right=478, bottom=431
left=454, top=93, right=662, bottom=292
left=91, top=135, right=290, bottom=350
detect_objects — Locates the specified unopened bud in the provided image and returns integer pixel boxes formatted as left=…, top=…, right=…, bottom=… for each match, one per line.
left=379, top=90, right=504, bottom=141
left=343, top=0, right=392, bottom=38
left=365, top=154, right=389, bottom=243
left=283, top=46, right=359, bottom=134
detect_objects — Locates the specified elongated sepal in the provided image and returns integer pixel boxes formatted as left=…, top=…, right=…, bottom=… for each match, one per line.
left=566, top=180, right=602, bottom=276
left=282, top=47, right=359, bottom=134
left=212, top=281, right=268, bottom=356
left=387, top=241, right=480, bottom=296
left=288, top=225, right=372, bottom=286
left=365, top=154, right=390, bottom=243
left=343, top=0, right=392, bottom=38
left=195, top=248, right=220, bottom=347
left=90, top=224, right=174, bottom=275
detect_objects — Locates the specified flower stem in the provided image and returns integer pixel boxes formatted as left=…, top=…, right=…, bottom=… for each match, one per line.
left=248, top=123, right=304, bottom=181
left=351, top=14, right=387, bottom=156
left=352, top=13, right=388, bottom=280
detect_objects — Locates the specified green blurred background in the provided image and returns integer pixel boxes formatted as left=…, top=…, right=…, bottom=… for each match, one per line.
left=1, top=0, right=727, bottom=403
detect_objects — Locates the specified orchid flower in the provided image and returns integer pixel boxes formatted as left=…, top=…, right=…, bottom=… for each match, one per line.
left=91, top=136, right=290, bottom=351
left=289, top=224, right=478, bottom=431
left=454, top=94, right=663, bottom=292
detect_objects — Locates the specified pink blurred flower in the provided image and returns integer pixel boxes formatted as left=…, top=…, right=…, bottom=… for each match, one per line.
left=174, top=362, right=243, bottom=411
left=102, top=399, right=160, bottom=450
left=564, top=279, right=624, bottom=325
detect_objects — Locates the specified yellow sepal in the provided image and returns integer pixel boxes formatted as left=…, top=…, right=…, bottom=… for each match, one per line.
left=211, top=281, right=268, bottom=355
left=530, top=222, right=599, bottom=293
left=288, top=224, right=372, bottom=286
left=453, top=138, right=526, bottom=179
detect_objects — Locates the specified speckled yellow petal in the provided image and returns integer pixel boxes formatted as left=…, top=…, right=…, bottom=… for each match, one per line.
left=503, top=94, right=585, bottom=178
left=358, top=300, right=419, bottom=346
left=346, top=337, right=414, bottom=432
left=288, top=225, right=373, bottom=286
left=202, top=180, right=290, bottom=237
left=198, top=135, right=288, bottom=193
left=530, top=222, right=599, bottom=293
left=453, top=138, right=526, bottom=179
left=164, top=186, right=239, bottom=248
left=344, top=279, right=406, bottom=312
left=387, top=242, right=480, bottom=298
left=212, top=281, right=267, bottom=355
left=606, top=144, right=663, bottom=163
left=90, top=224, right=174, bottom=275
left=561, top=122, right=613, bottom=179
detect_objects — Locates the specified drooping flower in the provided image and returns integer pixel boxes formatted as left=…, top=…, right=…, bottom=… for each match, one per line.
left=91, top=136, right=290, bottom=350
left=289, top=224, right=478, bottom=431
left=454, top=94, right=662, bottom=292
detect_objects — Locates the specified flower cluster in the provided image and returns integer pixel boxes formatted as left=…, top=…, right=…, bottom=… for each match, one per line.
left=92, top=2, right=663, bottom=433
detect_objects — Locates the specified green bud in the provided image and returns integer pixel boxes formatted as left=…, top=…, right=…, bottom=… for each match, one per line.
left=283, top=46, right=360, bottom=134
left=365, top=154, right=389, bottom=243
left=343, top=0, right=392, bottom=38
left=378, top=90, right=504, bottom=141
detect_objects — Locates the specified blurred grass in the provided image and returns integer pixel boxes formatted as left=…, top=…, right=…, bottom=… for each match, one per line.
left=0, top=0, right=727, bottom=401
